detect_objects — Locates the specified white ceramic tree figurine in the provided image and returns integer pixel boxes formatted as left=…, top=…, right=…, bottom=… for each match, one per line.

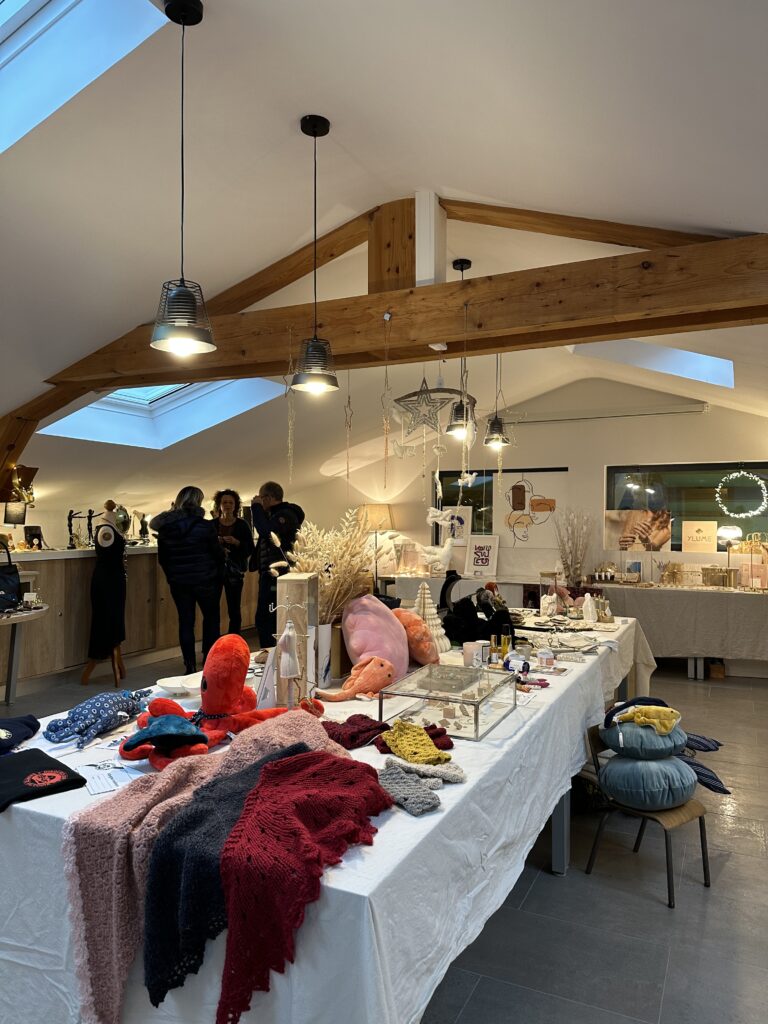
left=415, top=581, right=451, bottom=653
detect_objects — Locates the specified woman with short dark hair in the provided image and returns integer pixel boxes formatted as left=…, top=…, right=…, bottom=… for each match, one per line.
left=151, top=486, right=224, bottom=673
left=212, top=488, right=254, bottom=635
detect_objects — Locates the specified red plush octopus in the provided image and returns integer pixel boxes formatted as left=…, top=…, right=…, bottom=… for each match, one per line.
left=119, top=634, right=322, bottom=770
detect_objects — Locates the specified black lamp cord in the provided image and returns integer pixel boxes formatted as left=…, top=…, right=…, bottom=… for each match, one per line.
left=313, top=133, right=318, bottom=336
left=179, top=23, right=186, bottom=284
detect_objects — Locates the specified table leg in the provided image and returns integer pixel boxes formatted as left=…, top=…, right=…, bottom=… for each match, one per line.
left=551, top=790, right=570, bottom=876
left=687, top=657, right=696, bottom=680
left=4, top=623, right=22, bottom=707
left=696, top=657, right=705, bottom=681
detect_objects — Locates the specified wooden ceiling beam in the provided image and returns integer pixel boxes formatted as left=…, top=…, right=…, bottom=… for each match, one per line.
left=368, top=198, right=416, bottom=293
left=206, top=209, right=373, bottom=316
left=439, top=197, right=732, bottom=249
left=47, top=234, right=768, bottom=387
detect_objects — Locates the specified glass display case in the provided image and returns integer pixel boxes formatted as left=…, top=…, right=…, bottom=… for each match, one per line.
left=377, top=663, right=517, bottom=742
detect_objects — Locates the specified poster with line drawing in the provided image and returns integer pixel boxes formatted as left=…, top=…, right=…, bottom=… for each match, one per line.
left=493, top=472, right=569, bottom=548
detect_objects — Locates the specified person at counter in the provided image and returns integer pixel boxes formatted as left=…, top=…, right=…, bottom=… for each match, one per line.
left=151, top=486, right=224, bottom=674
left=250, top=481, right=304, bottom=647
left=212, top=489, right=254, bottom=636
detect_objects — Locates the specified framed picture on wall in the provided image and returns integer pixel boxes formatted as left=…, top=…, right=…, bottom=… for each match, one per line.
left=464, top=534, right=499, bottom=577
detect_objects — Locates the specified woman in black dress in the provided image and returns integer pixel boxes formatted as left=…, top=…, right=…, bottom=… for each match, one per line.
left=212, top=489, right=254, bottom=635
left=83, top=501, right=127, bottom=685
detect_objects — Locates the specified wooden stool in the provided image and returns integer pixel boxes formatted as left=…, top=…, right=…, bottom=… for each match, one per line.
left=81, top=644, right=126, bottom=688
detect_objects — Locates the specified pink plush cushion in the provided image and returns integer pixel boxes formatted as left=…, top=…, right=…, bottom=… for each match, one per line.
left=342, top=594, right=410, bottom=682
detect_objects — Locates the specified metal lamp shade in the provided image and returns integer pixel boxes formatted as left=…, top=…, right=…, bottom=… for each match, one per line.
left=291, top=336, right=339, bottom=393
left=3, top=502, right=27, bottom=526
left=483, top=414, right=510, bottom=451
left=150, top=279, right=216, bottom=356
left=445, top=399, right=475, bottom=440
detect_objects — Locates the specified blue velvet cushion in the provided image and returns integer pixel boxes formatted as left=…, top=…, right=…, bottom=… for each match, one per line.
left=599, top=723, right=688, bottom=760
left=599, top=756, right=697, bottom=811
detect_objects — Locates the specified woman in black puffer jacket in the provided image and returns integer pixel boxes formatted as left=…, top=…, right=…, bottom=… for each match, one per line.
left=151, top=486, right=224, bottom=673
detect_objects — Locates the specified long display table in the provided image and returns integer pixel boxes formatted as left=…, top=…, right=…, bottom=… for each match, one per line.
left=0, top=626, right=645, bottom=1024
left=603, top=584, right=768, bottom=675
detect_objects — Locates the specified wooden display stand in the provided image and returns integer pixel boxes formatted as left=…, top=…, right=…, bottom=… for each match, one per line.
left=275, top=572, right=318, bottom=707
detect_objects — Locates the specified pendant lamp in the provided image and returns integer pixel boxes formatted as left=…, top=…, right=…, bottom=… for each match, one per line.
left=446, top=258, right=475, bottom=439
left=291, top=115, right=339, bottom=394
left=150, top=1, right=215, bottom=357
left=484, top=353, right=511, bottom=450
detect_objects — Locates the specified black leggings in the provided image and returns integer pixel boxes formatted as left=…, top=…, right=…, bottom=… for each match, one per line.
left=170, top=582, right=222, bottom=669
left=223, top=577, right=244, bottom=635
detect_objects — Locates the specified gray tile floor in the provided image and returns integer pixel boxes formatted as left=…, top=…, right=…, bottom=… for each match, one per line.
left=422, top=667, right=768, bottom=1024
left=7, top=657, right=768, bottom=1023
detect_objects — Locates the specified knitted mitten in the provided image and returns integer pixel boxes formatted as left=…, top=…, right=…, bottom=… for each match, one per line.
left=384, top=757, right=466, bottom=785
left=378, top=763, right=441, bottom=816
left=382, top=719, right=451, bottom=765
left=374, top=721, right=453, bottom=755
left=322, top=714, right=390, bottom=750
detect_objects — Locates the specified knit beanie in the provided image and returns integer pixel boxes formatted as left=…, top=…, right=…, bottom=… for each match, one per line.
left=0, top=714, right=40, bottom=755
left=374, top=721, right=453, bottom=755
left=384, top=757, right=466, bottom=785
left=321, top=713, right=390, bottom=750
left=379, top=719, right=452, bottom=765
left=378, top=763, right=441, bottom=816
left=0, top=749, right=85, bottom=812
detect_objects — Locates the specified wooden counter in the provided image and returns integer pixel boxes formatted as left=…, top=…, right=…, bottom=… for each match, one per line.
left=0, top=549, right=260, bottom=685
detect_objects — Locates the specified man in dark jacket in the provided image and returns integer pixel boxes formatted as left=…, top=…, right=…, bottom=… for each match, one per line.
left=250, top=481, right=305, bottom=647
left=151, top=486, right=224, bottom=673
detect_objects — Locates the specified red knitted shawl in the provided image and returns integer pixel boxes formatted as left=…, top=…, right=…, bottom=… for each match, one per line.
left=216, top=750, right=393, bottom=1024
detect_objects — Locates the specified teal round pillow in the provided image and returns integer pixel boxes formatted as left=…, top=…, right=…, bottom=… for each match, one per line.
left=599, top=756, right=696, bottom=811
left=599, top=723, right=687, bottom=760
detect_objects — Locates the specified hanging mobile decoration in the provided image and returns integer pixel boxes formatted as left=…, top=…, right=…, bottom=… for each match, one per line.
left=285, top=327, right=296, bottom=482
left=344, top=369, right=353, bottom=499
left=422, top=424, right=428, bottom=504
left=382, top=312, right=393, bottom=490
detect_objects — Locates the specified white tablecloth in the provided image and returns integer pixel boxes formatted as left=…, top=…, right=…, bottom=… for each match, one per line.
left=603, top=585, right=768, bottom=661
left=0, top=636, right=639, bottom=1024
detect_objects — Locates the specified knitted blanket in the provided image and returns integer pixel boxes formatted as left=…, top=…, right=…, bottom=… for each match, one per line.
left=62, top=711, right=347, bottom=1024
left=216, top=750, right=393, bottom=1024
left=144, top=742, right=310, bottom=1007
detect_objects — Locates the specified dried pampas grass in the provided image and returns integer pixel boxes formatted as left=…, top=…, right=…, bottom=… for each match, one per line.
left=553, top=507, right=592, bottom=587
left=290, top=508, right=373, bottom=623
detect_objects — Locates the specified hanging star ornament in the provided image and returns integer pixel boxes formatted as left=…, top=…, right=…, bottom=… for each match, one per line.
left=394, top=377, right=453, bottom=435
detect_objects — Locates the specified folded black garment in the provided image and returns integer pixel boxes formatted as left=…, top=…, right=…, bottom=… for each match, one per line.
left=0, top=714, right=40, bottom=755
left=0, top=748, right=85, bottom=811
left=144, top=741, right=310, bottom=1008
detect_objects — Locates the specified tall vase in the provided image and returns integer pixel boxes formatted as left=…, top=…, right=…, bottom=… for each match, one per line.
left=316, top=623, right=333, bottom=691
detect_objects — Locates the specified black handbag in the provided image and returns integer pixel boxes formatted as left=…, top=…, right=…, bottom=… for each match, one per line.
left=0, top=541, right=22, bottom=612
left=224, top=551, right=246, bottom=586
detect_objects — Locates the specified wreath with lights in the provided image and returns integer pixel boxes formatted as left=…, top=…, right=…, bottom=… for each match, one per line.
left=715, top=471, right=768, bottom=519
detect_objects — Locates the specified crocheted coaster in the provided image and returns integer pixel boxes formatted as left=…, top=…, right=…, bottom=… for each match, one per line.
left=384, top=757, right=466, bottom=785
left=378, top=763, right=441, bottom=816
left=384, top=720, right=452, bottom=765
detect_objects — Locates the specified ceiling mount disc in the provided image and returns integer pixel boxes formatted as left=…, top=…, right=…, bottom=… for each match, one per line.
left=300, top=114, right=331, bottom=138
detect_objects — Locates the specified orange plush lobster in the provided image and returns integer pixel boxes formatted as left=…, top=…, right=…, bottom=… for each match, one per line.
left=119, top=634, right=323, bottom=770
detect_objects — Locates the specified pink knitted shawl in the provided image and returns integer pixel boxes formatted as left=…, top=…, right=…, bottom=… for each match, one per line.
left=61, top=711, right=347, bottom=1024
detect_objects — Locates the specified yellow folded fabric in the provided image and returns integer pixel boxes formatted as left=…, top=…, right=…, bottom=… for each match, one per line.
left=385, top=719, right=452, bottom=765
left=616, top=705, right=681, bottom=735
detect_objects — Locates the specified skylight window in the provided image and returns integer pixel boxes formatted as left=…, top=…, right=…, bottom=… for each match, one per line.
left=38, top=379, right=285, bottom=450
left=570, top=340, right=734, bottom=389
left=0, top=0, right=165, bottom=153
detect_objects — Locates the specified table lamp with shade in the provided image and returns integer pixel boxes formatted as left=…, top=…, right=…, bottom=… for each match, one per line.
left=717, top=523, right=743, bottom=575
left=357, top=504, right=394, bottom=592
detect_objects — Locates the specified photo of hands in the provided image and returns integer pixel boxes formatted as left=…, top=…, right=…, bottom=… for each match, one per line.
left=604, top=508, right=672, bottom=552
